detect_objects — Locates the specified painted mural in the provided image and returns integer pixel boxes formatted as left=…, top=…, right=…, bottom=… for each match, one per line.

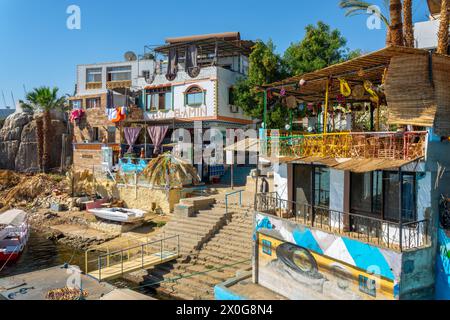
left=255, top=213, right=403, bottom=300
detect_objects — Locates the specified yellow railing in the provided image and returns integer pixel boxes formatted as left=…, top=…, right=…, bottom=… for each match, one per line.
left=265, top=131, right=427, bottom=161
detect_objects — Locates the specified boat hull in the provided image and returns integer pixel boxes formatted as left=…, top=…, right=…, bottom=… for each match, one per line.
left=0, top=251, right=21, bottom=262
left=88, top=208, right=146, bottom=223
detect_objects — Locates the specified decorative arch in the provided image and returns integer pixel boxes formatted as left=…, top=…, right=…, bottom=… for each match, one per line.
left=184, top=85, right=206, bottom=107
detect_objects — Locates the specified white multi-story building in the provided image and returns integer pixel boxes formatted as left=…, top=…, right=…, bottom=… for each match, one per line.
left=414, top=0, right=449, bottom=51
left=70, top=32, right=256, bottom=180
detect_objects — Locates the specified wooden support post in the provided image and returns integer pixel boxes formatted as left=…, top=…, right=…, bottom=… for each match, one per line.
left=323, top=78, right=330, bottom=134
left=376, top=102, right=381, bottom=131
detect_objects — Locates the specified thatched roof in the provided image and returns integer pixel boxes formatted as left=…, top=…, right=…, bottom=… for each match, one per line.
left=263, top=46, right=450, bottom=135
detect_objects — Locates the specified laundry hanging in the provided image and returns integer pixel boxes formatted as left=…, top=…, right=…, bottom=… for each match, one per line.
left=124, top=127, right=142, bottom=153
left=106, top=90, right=114, bottom=109
left=186, top=45, right=200, bottom=78
left=147, top=126, right=169, bottom=155
left=166, top=48, right=178, bottom=81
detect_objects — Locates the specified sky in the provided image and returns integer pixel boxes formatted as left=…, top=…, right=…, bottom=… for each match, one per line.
left=0, top=0, right=430, bottom=106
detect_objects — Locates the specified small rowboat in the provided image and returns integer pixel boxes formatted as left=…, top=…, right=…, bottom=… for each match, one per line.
left=0, top=209, right=30, bottom=262
left=88, top=208, right=146, bottom=223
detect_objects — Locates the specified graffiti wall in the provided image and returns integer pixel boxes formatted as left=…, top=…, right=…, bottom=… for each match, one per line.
left=255, top=213, right=403, bottom=300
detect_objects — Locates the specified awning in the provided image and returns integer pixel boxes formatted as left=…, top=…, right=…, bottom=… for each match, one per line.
left=330, top=158, right=422, bottom=173
left=295, top=156, right=340, bottom=167
left=0, top=209, right=27, bottom=226
left=265, top=156, right=423, bottom=173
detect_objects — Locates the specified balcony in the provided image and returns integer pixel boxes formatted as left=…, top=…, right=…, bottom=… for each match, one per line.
left=262, top=131, right=427, bottom=161
left=106, top=80, right=132, bottom=90
left=256, top=192, right=430, bottom=251
left=86, top=82, right=102, bottom=90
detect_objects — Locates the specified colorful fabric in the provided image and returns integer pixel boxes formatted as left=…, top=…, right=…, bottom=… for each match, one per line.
left=147, top=126, right=169, bottom=155
left=124, top=127, right=141, bottom=153
left=70, top=109, right=85, bottom=122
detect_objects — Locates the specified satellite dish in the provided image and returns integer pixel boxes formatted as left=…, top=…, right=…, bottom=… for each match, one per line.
left=124, top=51, right=137, bottom=61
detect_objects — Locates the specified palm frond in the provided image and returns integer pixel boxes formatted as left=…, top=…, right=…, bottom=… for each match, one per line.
left=339, top=0, right=390, bottom=26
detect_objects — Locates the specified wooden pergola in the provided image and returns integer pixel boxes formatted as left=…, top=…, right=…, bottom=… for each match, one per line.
left=260, top=46, right=432, bottom=133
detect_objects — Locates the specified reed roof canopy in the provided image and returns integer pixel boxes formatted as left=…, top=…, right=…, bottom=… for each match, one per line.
left=260, top=46, right=450, bottom=134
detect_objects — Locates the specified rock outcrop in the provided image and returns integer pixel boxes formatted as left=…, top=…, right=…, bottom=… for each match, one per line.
left=0, top=111, right=70, bottom=172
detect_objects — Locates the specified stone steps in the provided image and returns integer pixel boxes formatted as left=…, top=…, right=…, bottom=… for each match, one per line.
left=144, top=203, right=254, bottom=300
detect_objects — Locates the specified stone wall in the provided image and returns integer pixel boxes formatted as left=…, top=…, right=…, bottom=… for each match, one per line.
left=118, top=186, right=181, bottom=214
left=0, top=112, right=69, bottom=172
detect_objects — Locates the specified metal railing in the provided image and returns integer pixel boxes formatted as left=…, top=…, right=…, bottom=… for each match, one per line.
left=225, top=190, right=243, bottom=214
left=256, top=193, right=429, bottom=251
left=85, top=235, right=180, bottom=281
left=262, top=131, right=427, bottom=161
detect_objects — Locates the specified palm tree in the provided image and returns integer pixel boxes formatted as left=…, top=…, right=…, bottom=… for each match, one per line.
left=339, top=0, right=391, bottom=44
left=403, top=0, right=415, bottom=47
left=142, top=153, right=200, bottom=189
left=437, top=0, right=449, bottom=54
left=19, top=87, right=66, bottom=172
left=389, top=0, right=404, bottom=45
left=339, top=0, right=404, bottom=46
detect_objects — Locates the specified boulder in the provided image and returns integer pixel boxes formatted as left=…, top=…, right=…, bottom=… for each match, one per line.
left=0, top=111, right=70, bottom=172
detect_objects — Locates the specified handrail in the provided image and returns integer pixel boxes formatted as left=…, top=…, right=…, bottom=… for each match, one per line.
left=256, top=193, right=429, bottom=251
left=225, top=190, right=243, bottom=214
left=85, top=235, right=180, bottom=280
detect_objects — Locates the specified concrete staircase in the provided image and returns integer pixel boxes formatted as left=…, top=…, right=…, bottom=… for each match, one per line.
left=144, top=201, right=254, bottom=300
left=148, top=204, right=230, bottom=255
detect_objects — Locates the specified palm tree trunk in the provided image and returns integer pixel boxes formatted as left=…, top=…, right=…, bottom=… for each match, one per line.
left=389, top=0, right=404, bottom=46
left=437, top=0, right=449, bottom=54
left=42, top=110, right=51, bottom=173
left=35, top=115, right=44, bottom=172
left=403, top=0, right=415, bottom=47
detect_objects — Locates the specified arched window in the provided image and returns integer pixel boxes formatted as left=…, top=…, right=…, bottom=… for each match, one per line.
left=185, top=85, right=205, bottom=107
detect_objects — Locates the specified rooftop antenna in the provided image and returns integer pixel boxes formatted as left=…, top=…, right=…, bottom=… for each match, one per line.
left=11, top=91, right=16, bottom=109
left=1, top=90, right=6, bottom=108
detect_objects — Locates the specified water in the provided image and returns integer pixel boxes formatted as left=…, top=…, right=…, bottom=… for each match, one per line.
left=0, top=231, right=163, bottom=299
left=0, top=231, right=86, bottom=278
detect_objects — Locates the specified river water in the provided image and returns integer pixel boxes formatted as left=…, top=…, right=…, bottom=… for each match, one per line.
left=0, top=231, right=164, bottom=299
left=0, top=231, right=86, bottom=278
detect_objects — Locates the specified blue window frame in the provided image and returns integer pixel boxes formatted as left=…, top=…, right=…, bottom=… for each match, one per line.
left=262, top=240, right=272, bottom=256
left=358, top=275, right=376, bottom=297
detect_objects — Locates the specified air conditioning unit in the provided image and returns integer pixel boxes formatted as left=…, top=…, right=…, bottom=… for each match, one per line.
left=230, top=105, right=239, bottom=113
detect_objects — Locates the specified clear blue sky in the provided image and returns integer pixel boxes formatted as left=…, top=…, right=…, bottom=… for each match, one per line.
left=0, top=0, right=430, bottom=106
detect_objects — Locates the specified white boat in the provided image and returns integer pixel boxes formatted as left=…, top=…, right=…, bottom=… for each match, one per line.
left=0, top=209, right=30, bottom=262
left=88, top=208, right=146, bottom=223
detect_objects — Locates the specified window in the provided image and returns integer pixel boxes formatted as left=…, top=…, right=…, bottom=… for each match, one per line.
left=86, top=68, right=102, bottom=83
left=71, top=100, right=82, bottom=109
left=262, top=240, right=272, bottom=256
left=314, top=167, right=330, bottom=207
left=228, top=87, right=236, bottom=105
left=383, top=172, right=417, bottom=223
left=107, top=126, right=116, bottom=143
left=92, top=127, right=100, bottom=142
left=293, top=164, right=330, bottom=208
left=351, top=171, right=417, bottom=223
left=107, top=66, right=131, bottom=82
left=86, top=97, right=101, bottom=109
left=185, top=86, right=204, bottom=107
left=359, top=275, right=377, bottom=297
left=142, top=70, right=151, bottom=80
left=351, top=171, right=383, bottom=217
left=146, top=87, right=172, bottom=112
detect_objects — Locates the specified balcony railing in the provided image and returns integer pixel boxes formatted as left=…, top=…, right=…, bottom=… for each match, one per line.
left=256, top=193, right=429, bottom=251
left=106, top=80, right=132, bottom=90
left=262, top=131, right=427, bottom=161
